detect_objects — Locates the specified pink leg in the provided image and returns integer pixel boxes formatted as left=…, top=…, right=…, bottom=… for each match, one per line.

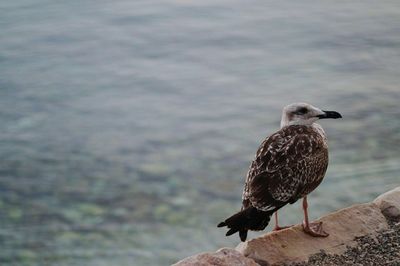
left=302, top=196, right=329, bottom=237
left=273, top=211, right=292, bottom=231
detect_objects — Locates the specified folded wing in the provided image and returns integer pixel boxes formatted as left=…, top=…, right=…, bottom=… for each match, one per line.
left=242, top=125, right=329, bottom=211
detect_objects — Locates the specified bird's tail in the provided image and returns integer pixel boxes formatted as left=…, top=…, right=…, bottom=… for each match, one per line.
left=217, top=207, right=276, bottom=242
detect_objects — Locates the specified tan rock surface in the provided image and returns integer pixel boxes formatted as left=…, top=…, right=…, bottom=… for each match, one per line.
left=374, top=186, right=400, bottom=220
left=236, top=202, right=389, bottom=265
left=172, top=187, right=400, bottom=266
left=172, top=248, right=259, bottom=266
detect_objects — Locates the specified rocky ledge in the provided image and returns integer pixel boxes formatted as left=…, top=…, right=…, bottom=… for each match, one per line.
left=173, top=187, right=400, bottom=266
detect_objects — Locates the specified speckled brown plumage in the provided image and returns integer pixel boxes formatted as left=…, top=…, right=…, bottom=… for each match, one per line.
left=218, top=103, right=341, bottom=241
left=242, top=124, right=328, bottom=212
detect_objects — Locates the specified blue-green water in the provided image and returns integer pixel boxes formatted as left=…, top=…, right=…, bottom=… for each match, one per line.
left=1, top=1, right=400, bottom=265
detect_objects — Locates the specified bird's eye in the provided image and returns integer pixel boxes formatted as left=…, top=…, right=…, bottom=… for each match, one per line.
left=296, top=107, right=308, bottom=115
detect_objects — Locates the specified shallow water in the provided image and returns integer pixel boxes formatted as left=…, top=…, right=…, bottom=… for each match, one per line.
left=1, top=1, right=400, bottom=265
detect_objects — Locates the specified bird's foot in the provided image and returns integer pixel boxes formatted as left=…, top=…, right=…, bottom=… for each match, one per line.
left=273, top=225, right=293, bottom=231
left=302, top=221, right=329, bottom=237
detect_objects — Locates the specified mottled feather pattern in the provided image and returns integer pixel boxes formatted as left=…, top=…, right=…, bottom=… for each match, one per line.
left=242, top=124, right=328, bottom=211
left=219, top=103, right=341, bottom=241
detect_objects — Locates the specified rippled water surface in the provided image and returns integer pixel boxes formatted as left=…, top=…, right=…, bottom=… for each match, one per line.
left=1, top=1, right=400, bottom=265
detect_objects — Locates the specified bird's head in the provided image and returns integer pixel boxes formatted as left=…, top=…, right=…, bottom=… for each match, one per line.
left=280, top=102, right=342, bottom=128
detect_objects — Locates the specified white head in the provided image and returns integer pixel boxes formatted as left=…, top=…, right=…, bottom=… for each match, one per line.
left=280, top=102, right=342, bottom=128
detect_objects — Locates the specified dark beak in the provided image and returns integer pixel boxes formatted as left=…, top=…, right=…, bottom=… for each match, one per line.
left=317, top=110, right=342, bottom=119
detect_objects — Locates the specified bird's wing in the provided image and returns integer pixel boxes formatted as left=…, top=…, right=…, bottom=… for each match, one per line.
left=242, top=126, right=328, bottom=211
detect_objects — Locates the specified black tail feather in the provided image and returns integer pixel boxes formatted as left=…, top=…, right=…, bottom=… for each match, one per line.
left=217, top=221, right=226, bottom=227
left=217, top=207, right=277, bottom=242
left=239, top=229, right=247, bottom=242
left=226, top=228, right=238, bottom=236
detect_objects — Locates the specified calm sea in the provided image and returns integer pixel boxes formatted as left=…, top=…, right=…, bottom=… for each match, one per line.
left=1, top=1, right=400, bottom=265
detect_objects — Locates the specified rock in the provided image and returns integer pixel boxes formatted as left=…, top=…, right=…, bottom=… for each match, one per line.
left=374, top=187, right=400, bottom=221
left=172, top=248, right=259, bottom=266
left=172, top=187, right=400, bottom=266
left=302, top=221, right=400, bottom=265
left=236, top=202, right=389, bottom=265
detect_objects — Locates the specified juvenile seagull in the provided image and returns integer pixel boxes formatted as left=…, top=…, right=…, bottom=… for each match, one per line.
left=218, top=103, right=342, bottom=241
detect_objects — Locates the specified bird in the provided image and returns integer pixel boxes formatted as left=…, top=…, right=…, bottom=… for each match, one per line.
left=218, top=102, right=342, bottom=242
